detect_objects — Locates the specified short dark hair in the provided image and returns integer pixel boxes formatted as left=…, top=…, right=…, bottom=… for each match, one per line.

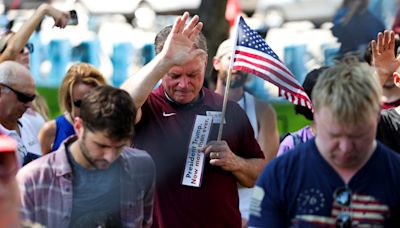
left=79, top=85, right=136, bottom=140
left=294, top=66, right=329, bottom=120
left=364, top=37, right=400, bottom=65
left=154, top=25, right=208, bottom=54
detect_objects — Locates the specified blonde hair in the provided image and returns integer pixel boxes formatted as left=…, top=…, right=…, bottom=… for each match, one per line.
left=312, top=57, right=382, bottom=126
left=32, top=93, right=49, bottom=120
left=58, top=63, right=106, bottom=115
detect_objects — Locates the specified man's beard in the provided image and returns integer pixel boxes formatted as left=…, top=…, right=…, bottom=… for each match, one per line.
left=223, top=72, right=248, bottom=88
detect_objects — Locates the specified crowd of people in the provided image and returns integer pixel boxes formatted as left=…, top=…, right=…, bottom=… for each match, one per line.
left=1, top=1, right=400, bottom=227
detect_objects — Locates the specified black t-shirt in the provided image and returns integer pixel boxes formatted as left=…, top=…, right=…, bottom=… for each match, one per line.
left=377, top=108, right=400, bottom=153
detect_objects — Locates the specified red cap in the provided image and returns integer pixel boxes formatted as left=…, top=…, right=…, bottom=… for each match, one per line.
left=0, top=135, right=17, bottom=153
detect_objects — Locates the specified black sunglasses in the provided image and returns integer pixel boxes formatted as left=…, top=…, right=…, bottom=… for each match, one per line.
left=334, top=187, right=352, bottom=228
left=73, top=99, right=82, bottom=108
left=0, top=83, right=36, bottom=103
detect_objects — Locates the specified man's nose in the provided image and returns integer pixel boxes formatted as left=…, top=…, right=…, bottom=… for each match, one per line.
left=103, top=149, right=119, bottom=162
left=178, top=76, right=190, bottom=88
left=338, top=138, right=354, bottom=153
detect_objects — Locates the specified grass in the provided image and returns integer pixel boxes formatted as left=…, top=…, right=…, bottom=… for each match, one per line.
left=37, top=87, right=61, bottom=118
left=36, top=87, right=311, bottom=136
left=272, top=102, right=312, bottom=136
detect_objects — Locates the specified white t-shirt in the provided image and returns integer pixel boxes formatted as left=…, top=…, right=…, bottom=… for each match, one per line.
left=21, top=109, right=45, bottom=137
left=0, top=121, right=42, bottom=167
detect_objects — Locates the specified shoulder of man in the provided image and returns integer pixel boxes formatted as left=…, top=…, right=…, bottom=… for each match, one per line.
left=121, top=147, right=155, bottom=170
left=16, top=151, right=61, bottom=187
left=276, top=138, right=314, bottom=168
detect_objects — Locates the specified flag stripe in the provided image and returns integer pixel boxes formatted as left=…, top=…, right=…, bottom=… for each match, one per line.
left=233, top=65, right=309, bottom=100
left=234, top=49, right=296, bottom=80
left=233, top=56, right=304, bottom=91
left=232, top=56, right=308, bottom=95
left=235, top=65, right=312, bottom=108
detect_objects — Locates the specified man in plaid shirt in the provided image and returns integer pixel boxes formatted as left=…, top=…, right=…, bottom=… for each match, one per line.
left=17, top=85, right=155, bottom=228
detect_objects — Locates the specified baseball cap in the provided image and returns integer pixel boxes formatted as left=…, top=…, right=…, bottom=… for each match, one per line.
left=294, top=66, right=329, bottom=120
left=0, top=135, right=16, bottom=153
left=211, top=39, right=235, bottom=82
left=215, top=39, right=234, bottom=58
left=0, top=135, right=17, bottom=182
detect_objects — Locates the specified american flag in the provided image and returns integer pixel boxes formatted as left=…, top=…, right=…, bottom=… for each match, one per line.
left=232, top=16, right=313, bottom=110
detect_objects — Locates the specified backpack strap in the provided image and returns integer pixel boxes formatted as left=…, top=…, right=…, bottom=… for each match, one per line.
left=280, top=132, right=303, bottom=147
left=291, top=133, right=303, bottom=147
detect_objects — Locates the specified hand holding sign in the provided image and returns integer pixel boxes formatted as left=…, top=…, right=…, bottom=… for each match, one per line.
left=203, top=140, right=241, bottom=172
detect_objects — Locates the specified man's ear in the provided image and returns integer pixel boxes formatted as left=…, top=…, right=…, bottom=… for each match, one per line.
left=393, top=72, right=400, bottom=87
left=73, top=117, right=83, bottom=137
left=212, top=56, right=221, bottom=71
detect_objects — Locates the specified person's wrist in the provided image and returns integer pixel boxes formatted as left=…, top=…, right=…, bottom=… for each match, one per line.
left=376, top=69, right=390, bottom=76
left=158, top=51, right=176, bottom=68
left=38, top=3, right=49, bottom=14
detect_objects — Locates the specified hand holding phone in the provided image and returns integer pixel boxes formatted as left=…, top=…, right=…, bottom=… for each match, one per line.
left=68, top=10, right=78, bottom=25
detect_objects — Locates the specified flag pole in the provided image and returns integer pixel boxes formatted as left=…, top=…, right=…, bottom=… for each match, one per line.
left=217, top=16, right=241, bottom=141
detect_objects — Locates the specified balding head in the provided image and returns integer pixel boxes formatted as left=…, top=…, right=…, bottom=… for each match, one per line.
left=0, top=61, right=34, bottom=88
left=0, top=61, right=36, bottom=128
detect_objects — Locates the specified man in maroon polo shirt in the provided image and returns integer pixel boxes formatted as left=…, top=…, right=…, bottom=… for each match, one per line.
left=121, top=13, right=265, bottom=228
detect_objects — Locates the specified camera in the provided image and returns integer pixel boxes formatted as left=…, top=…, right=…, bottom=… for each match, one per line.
left=67, top=10, right=78, bottom=25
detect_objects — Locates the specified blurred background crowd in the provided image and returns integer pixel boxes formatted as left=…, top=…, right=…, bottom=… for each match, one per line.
left=0, top=0, right=398, bottom=135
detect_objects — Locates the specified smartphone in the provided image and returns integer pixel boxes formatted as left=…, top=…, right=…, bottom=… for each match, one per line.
left=68, top=10, right=78, bottom=25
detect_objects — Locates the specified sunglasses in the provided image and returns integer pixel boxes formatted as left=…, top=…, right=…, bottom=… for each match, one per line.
left=73, top=100, right=82, bottom=108
left=0, top=83, right=36, bottom=103
left=0, top=42, right=34, bottom=54
left=22, top=42, right=34, bottom=54
left=334, top=187, right=352, bottom=228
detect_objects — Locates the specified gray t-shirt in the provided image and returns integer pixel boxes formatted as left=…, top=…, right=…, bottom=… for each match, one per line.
left=67, top=149, right=121, bottom=228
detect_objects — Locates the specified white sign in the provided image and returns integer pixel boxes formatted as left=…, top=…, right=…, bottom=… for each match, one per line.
left=181, top=115, right=213, bottom=187
left=206, top=111, right=225, bottom=124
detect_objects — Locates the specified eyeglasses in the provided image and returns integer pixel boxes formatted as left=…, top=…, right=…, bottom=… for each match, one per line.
left=73, top=100, right=82, bottom=108
left=334, top=187, right=352, bottom=228
left=0, top=42, right=34, bottom=54
left=0, top=83, right=36, bottom=103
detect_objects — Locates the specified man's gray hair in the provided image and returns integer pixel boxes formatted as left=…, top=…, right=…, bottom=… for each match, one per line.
left=0, top=61, right=25, bottom=85
left=154, top=25, right=208, bottom=54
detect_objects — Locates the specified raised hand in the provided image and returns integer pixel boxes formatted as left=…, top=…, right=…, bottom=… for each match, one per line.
left=371, top=30, right=400, bottom=85
left=40, top=4, right=69, bottom=29
left=161, top=12, right=206, bottom=66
